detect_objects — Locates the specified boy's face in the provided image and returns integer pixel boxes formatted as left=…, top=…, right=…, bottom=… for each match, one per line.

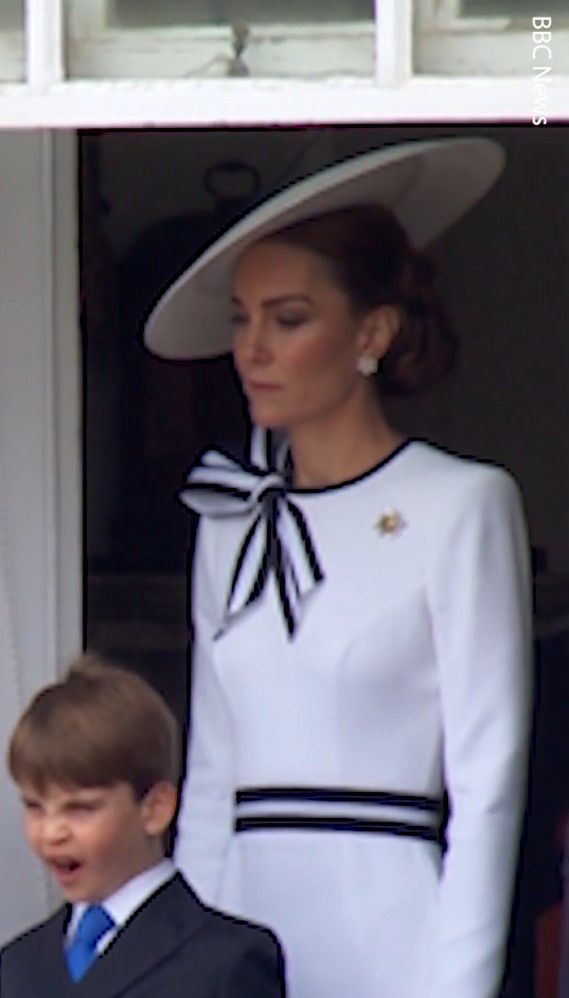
left=19, top=781, right=172, bottom=903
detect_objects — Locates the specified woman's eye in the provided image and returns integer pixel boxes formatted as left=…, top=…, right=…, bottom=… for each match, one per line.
left=276, top=314, right=307, bottom=329
left=229, top=314, right=247, bottom=327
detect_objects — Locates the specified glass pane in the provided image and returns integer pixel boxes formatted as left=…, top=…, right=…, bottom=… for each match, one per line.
left=66, top=0, right=375, bottom=80
left=463, top=0, right=566, bottom=12
left=114, top=0, right=373, bottom=28
left=0, top=0, right=23, bottom=82
left=415, top=0, right=569, bottom=75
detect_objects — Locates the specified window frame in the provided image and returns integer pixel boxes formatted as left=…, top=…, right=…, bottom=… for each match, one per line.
left=0, top=0, right=566, bottom=125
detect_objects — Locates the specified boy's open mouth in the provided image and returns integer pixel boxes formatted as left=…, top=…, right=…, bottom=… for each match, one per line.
left=49, top=858, right=82, bottom=879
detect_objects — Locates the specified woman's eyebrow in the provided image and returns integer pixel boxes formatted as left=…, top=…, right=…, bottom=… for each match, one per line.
left=231, top=294, right=313, bottom=307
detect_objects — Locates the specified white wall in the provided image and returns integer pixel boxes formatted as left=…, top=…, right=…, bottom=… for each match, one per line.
left=0, top=131, right=81, bottom=941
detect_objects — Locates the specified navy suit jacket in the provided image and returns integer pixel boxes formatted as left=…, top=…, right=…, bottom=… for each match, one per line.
left=0, top=873, right=286, bottom=997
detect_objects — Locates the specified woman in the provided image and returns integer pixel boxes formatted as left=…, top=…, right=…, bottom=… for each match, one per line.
left=145, top=138, right=532, bottom=997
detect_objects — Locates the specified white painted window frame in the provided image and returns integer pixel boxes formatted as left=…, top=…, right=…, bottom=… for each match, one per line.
left=0, top=0, right=565, bottom=125
left=0, top=130, right=81, bottom=692
left=0, top=130, right=80, bottom=936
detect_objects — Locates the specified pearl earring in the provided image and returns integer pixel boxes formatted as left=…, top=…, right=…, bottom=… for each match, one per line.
left=356, top=355, right=378, bottom=377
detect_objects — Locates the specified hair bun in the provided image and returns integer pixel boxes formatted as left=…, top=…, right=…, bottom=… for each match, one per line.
left=398, top=250, right=436, bottom=303
left=381, top=249, right=457, bottom=395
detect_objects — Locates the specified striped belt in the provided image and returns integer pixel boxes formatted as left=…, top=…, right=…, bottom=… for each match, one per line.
left=234, top=787, right=443, bottom=844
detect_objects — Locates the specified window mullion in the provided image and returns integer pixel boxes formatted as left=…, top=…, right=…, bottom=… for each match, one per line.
left=375, top=0, right=412, bottom=85
left=26, top=0, right=64, bottom=88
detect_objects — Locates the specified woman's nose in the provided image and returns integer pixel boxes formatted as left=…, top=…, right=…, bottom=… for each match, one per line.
left=240, top=320, right=271, bottom=363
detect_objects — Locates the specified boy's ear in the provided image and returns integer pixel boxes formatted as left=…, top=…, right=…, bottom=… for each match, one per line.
left=140, top=782, right=178, bottom=836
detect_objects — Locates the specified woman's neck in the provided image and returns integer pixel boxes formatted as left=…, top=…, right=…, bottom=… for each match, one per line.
left=287, top=398, right=403, bottom=490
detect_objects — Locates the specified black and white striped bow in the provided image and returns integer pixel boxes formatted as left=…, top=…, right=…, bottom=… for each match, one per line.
left=179, top=431, right=324, bottom=639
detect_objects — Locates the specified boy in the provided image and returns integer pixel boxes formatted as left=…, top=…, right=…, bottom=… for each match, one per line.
left=1, top=655, right=286, bottom=996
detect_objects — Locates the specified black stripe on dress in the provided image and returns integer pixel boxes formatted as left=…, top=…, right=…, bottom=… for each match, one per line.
left=235, top=815, right=441, bottom=843
left=235, top=787, right=441, bottom=813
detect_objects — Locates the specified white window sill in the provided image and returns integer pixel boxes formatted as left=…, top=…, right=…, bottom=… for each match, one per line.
left=0, top=75, right=567, bottom=127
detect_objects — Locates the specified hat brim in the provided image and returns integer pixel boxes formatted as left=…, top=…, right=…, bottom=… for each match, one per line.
left=144, top=137, right=504, bottom=360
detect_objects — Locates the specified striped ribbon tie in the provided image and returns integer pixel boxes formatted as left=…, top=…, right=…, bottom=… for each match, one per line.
left=179, top=431, right=324, bottom=638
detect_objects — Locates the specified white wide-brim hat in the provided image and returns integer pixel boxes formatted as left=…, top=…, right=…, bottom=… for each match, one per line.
left=144, top=136, right=504, bottom=360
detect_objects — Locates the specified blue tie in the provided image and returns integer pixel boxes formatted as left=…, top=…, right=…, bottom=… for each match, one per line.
left=65, top=904, right=115, bottom=981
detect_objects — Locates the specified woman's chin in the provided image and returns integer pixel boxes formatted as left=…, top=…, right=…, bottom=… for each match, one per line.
left=253, top=418, right=285, bottom=431
left=248, top=403, right=287, bottom=430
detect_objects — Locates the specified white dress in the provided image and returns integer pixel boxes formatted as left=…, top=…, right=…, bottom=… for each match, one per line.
left=175, top=438, right=532, bottom=998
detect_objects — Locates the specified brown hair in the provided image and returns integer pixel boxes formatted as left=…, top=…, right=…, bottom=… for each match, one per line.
left=7, top=653, right=180, bottom=799
left=265, top=203, right=457, bottom=395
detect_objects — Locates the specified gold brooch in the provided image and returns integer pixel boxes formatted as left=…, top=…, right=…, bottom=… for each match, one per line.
left=377, top=509, right=406, bottom=536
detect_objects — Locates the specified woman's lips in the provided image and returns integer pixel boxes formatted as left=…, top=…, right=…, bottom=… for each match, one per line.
left=246, top=381, right=282, bottom=392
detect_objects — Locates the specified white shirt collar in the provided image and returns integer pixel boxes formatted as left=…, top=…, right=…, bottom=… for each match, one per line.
left=67, top=858, right=175, bottom=944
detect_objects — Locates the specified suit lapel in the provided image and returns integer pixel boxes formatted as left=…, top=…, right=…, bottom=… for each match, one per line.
left=24, top=906, right=76, bottom=996
left=78, top=874, right=206, bottom=998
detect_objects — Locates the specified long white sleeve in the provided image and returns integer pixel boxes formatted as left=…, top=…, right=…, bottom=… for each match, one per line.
left=174, top=520, right=235, bottom=904
left=425, top=466, right=533, bottom=997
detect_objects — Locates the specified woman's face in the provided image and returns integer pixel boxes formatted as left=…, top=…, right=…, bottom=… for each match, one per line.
left=231, top=239, right=371, bottom=431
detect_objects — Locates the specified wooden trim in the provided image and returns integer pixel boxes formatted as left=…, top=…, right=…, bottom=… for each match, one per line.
left=53, top=131, right=82, bottom=668
left=375, top=0, right=412, bottom=86
left=26, top=0, right=64, bottom=86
